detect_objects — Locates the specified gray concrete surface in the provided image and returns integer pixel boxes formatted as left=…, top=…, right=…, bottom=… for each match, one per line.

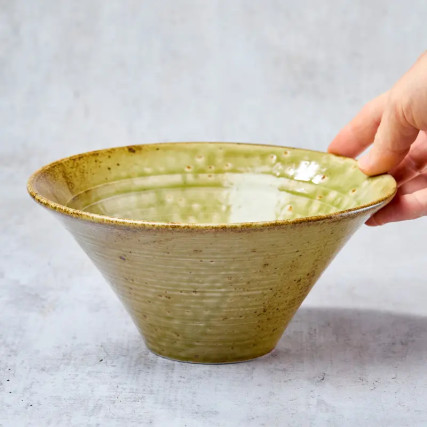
left=1, top=1, right=426, bottom=426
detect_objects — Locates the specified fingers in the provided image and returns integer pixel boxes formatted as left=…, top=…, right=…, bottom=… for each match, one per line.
left=358, top=101, right=419, bottom=176
left=364, top=127, right=427, bottom=226
left=328, top=93, right=387, bottom=158
left=330, top=53, right=427, bottom=224
left=357, top=53, right=427, bottom=176
left=390, top=130, right=427, bottom=186
left=399, top=173, right=427, bottom=195
left=366, top=187, right=427, bottom=225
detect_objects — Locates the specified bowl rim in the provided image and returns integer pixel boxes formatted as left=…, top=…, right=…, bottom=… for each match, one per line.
left=27, top=142, right=397, bottom=229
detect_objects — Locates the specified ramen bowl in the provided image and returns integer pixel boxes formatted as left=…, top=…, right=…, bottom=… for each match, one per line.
left=27, top=142, right=396, bottom=363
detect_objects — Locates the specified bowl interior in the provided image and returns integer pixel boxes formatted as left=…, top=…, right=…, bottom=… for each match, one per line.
left=29, top=143, right=396, bottom=224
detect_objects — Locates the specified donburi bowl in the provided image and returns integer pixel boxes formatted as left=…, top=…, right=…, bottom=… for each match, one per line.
left=27, top=142, right=396, bottom=363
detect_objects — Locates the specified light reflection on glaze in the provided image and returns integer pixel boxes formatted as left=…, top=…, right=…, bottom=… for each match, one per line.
left=62, top=144, right=396, bottom=225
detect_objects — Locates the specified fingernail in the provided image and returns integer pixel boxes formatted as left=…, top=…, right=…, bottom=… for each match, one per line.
left=358, top=154, right=371, bottom=173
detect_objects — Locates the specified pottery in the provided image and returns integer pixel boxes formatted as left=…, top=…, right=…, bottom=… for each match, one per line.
left=27, top=142, right=396, bottom=363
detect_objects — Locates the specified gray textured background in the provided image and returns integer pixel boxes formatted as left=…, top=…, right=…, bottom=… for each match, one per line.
left=1, top=1, right=426, bottom=426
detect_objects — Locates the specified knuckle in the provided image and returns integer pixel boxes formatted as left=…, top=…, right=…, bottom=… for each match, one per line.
left=406, top=153, right=425, bottom=174
left=387, top=91, right=415, bottom=129
left=410, top=192, right=427, bottom=217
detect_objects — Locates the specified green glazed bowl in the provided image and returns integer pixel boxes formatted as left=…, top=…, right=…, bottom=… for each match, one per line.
left=27, top=142, right=396, bottom=363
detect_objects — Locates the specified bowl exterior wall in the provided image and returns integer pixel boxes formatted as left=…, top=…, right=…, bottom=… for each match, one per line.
left=57, top=209, right=374, bottom=363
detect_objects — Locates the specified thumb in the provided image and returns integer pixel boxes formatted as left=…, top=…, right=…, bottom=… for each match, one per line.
left=358, top=101, right=419, bottom=176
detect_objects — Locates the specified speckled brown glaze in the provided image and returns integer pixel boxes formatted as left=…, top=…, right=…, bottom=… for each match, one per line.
left=27, top=142, right=396, bottom=363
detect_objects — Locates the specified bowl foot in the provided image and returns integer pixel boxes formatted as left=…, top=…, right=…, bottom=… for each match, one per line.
left=146, top=345, right=276, bottom=364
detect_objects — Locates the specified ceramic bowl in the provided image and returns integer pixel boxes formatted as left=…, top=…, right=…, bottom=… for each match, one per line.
left=27, top=142, right=396, bottom=363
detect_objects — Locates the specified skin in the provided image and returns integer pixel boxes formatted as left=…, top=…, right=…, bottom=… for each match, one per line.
left=328, top=52, right=427, bottom=225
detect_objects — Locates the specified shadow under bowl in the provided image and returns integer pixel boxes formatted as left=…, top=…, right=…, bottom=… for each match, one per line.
left=27, top=142, right=396, bottom=363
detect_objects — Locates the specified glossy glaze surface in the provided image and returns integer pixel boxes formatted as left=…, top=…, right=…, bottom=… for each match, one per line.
left=29, top=143, right=395, bottom=226
left=27, top=143, right=396, bottom=363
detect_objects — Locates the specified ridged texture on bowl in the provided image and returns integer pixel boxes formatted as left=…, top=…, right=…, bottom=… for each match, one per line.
left=62, top=212, right=367, bottom=363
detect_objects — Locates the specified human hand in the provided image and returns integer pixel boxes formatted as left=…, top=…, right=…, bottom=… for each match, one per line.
left=328, top=52, right=427, bottom=225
